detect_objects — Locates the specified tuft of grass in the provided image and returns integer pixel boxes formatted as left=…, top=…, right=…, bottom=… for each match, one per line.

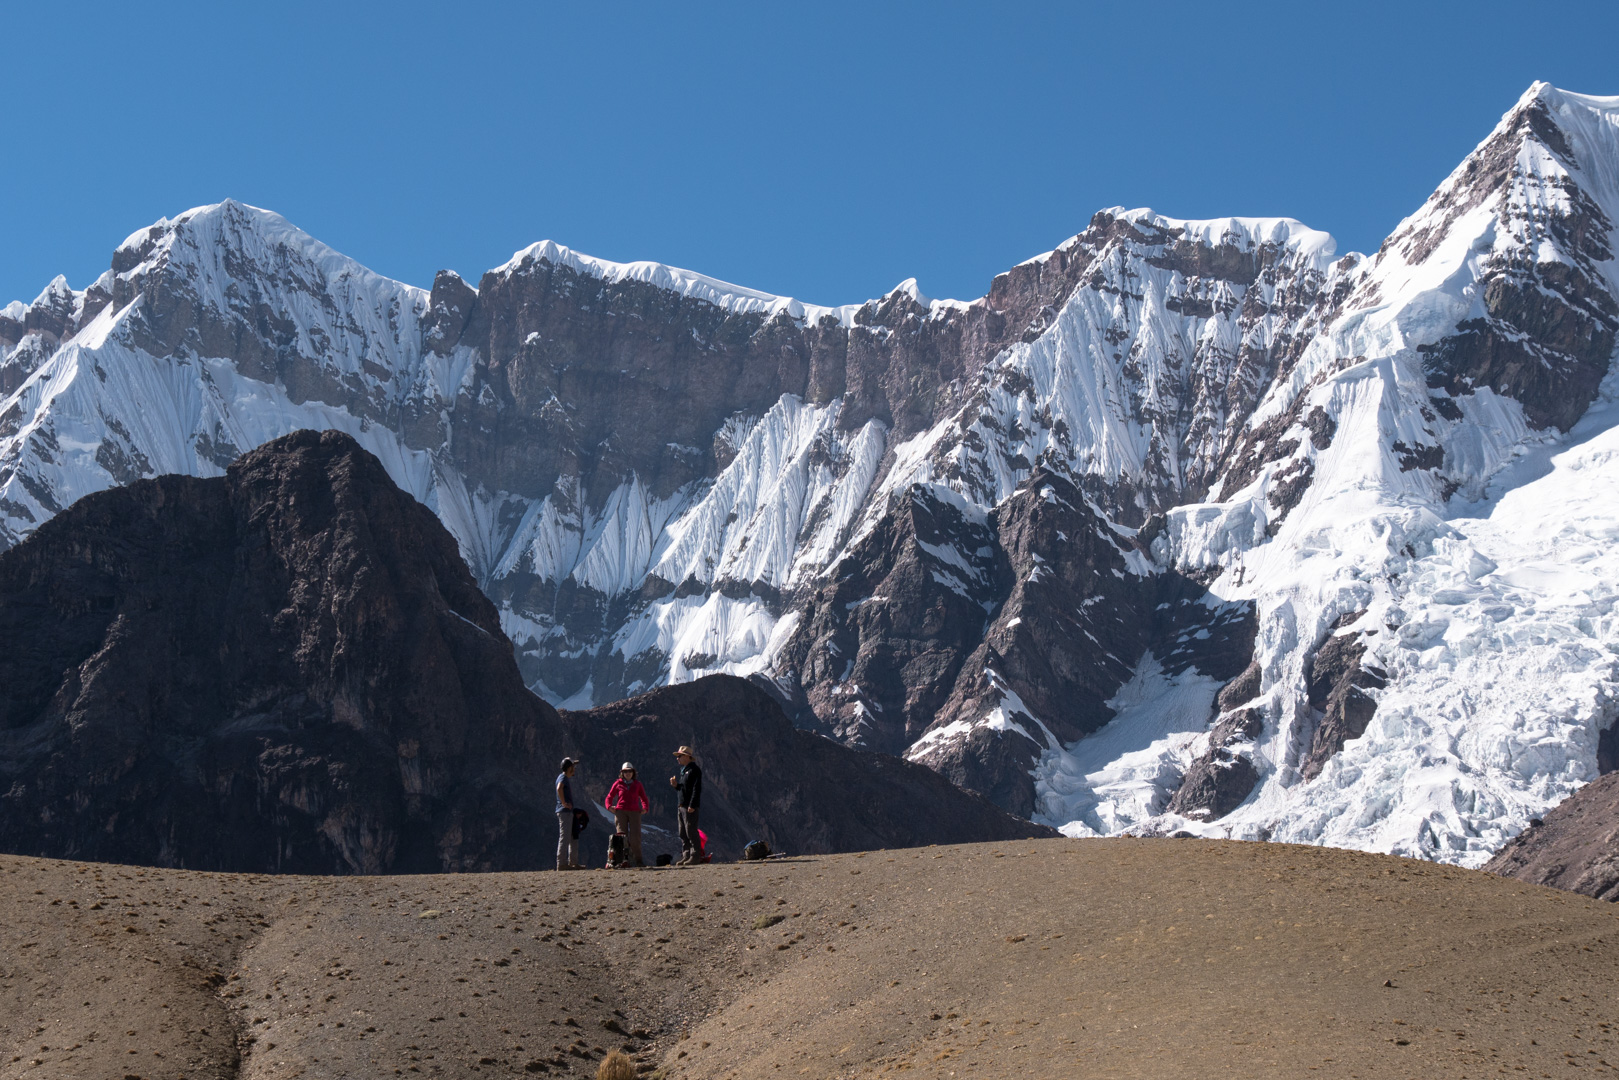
left=752, top=913, right=786, bottom=930
left=597, top=1050, right=637, bottom=1080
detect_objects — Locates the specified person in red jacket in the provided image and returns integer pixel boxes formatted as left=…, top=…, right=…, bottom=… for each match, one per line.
left=604, top=762, right=650, bottom=867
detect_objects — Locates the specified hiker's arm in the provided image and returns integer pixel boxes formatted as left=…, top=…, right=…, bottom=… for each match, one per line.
left=557, top=780, right=571, bottom=810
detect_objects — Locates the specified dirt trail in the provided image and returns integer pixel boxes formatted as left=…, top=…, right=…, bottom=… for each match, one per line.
left=2, top=838, right=1616, bottom=1079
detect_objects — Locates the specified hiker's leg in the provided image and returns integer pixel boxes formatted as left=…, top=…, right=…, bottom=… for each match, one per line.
left=626, top=811, right=644, bottom=864
left=557, top=811, right=572, bottom=870
left=677, top=808, right=695, bottom=858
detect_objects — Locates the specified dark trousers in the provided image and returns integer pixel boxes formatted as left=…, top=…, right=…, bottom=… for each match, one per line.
left=678, top=807, right=700, bottom=857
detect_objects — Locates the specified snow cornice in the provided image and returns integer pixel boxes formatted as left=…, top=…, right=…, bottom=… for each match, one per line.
left=491, top=238, right=955, bottom=329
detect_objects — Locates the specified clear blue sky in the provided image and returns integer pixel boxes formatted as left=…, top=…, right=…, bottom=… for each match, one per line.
left=4, top=1, right=1618, bottom=308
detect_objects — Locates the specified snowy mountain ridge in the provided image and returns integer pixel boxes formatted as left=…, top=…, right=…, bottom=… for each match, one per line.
left=493, top=239, right=966, bottom=328
left=4, top=81, right=1618, bottom=866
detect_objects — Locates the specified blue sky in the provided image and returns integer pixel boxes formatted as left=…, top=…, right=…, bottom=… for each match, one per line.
left=4, top=1, right=1618, bottom=308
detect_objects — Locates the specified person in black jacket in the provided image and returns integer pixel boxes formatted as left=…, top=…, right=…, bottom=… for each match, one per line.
left=669, top=745, right=703, bottom=864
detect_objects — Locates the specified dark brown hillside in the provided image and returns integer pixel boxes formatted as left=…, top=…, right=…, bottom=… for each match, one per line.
left=0, top=429, right=572, bottom=873
left=558, top=675, right=1054, bottom=861
left=1486, top=771, right=1619, bottom=900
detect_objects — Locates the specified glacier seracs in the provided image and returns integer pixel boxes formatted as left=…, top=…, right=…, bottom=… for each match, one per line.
left=1096, top=83, right=1619, bottom=864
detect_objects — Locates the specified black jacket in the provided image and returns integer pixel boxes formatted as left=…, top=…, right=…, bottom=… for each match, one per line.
left=677, top=762, right=702, bottom=810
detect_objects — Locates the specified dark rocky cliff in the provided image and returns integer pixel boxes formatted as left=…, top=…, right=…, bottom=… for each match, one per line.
left=1484, top=771, right=1619, bottom=901
left=0, top=429, right=573, bottom=873
left=775, top=469, right=1259, bottom=817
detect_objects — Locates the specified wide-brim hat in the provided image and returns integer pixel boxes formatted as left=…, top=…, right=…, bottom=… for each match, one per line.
left=620, top=762, right=636, bottom=772
left=674, top=745, right=694, bottom=758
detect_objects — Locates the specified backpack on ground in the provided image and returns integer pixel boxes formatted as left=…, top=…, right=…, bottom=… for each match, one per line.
left=608, top=832, right=628, bottom=867
left=743, top=840, right=771, bottom=861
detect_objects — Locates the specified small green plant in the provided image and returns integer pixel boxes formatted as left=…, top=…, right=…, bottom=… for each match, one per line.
left=752, top=913, right=786, bottom=930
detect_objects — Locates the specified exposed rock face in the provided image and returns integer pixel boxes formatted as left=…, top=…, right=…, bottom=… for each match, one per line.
left=1168, top=751, right=1260, bottom=824
left=0, top=276, right=78, bottom=396
left=903, top=472, right=1155, bottom=816
left=1299, top=618, right=1388, bottom=781
left=908, top=472, right=1257, bottom=818
left=1484, top=773, right=1619, bottom=900
left=1167, top=663, right=1265, bottom=821
left=1391, top=93, right=1619, bottom=433
left=929, top=471, right=1151, bottom=751
left=775, top=469, right=1258, bottom=817
left=0, top=430, right=572, bottom=873
left=558, top=674, right=1055, bottom=861
left=424, top=235, right=1124, bottom=508
left=771, top=485, right=1003, bottom=754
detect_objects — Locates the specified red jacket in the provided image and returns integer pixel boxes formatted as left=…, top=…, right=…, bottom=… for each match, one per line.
left=605, top=778, right=649, bottom=813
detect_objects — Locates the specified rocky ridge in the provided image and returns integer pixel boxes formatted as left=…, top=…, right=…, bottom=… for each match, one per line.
left=1484, top=771, right=1619, bottom=900
left=559, top=674, right=1053, bottom=860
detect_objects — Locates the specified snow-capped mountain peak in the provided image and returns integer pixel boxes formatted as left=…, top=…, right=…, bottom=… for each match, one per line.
left=5, top=84, right=1619, bottom=871
left=1130, top=81, right=1619, bottom=862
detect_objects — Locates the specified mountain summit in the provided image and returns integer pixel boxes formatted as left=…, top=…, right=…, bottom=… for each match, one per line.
left=3, top=84, right=1619, bottom=865
left=0, top=428, right=564, bottom=872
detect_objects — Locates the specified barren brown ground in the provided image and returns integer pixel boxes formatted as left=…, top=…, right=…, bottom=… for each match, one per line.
left=2, top=838, right=1616, bottom=1079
